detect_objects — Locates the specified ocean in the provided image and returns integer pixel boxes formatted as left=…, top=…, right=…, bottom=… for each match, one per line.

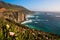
left=21, top=12, right=60, bottom=35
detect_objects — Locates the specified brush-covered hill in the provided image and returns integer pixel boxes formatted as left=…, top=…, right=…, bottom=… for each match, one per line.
left=0, top=1, right=34, bottom=23
left=0, top=18, right=60, bottom=40
left=0, top=1, right=30, bottom=11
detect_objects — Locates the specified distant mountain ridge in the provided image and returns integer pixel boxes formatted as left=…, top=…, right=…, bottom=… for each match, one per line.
left=0, top=1, right=29, bottom=11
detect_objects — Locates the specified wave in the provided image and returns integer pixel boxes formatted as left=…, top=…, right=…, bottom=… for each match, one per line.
left=21, top=20, right=33, bottom=24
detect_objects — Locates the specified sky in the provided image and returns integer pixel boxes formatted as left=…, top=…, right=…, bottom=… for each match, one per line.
left=2, top=0, right=60, bottom=12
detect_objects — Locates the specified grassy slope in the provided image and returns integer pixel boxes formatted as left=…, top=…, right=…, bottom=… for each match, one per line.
left=0, top=18, right=60, bottom=40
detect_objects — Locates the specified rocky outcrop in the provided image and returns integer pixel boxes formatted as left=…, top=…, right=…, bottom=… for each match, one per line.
left=1, top=10, right=28, bottom=23
left=0, top=1, right=32, bottom=23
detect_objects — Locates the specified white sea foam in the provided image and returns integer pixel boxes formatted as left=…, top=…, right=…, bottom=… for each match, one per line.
left=34, top=22, right=38, bottom=23
left=56, top=16, right=60, bottom=17
left=26, top=15, right=35, bottom=18
left=21, top=20, right=32, bottom=24
left=36, top=16, right=39, bottom=18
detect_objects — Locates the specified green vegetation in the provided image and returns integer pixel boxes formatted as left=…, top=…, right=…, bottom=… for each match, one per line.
left=0, top=1, right=30, bottom=12
left=0, top=1, right=60, bottom=40
left=0, top=18, right=60, bottom=40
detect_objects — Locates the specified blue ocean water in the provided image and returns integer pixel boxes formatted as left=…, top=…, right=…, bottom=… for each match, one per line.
left=22, top=12, right=60, bottom=35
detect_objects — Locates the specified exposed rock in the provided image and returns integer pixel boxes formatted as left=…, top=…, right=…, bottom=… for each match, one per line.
left=0, top=1, right=32, bottom=23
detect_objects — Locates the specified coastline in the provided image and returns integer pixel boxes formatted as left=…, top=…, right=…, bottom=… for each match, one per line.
left=22, top=24, right=60, bottom=36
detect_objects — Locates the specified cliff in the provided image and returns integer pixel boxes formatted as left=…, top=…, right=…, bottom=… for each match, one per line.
left=0, top=1, right=32, bottom=23
left=0, top=1, right=60, bottom=40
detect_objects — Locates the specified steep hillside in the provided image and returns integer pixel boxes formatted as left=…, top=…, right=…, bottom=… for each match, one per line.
left=0, top=1, right=29, bottom=11
left=0, top=1, right=33, bottom=23
left=0, top=18, right=60, bottom=40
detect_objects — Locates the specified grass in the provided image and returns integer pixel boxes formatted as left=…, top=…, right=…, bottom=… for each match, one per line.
left=0, top=18, right=60, bottom=40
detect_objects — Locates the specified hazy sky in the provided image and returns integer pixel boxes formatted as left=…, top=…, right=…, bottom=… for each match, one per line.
left=3, top=0, right=60, bottom=12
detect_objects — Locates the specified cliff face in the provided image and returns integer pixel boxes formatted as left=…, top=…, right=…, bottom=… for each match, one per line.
left=2, top=11, right=26, bottom=23
left=0, top=1, right=32, bottom=23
